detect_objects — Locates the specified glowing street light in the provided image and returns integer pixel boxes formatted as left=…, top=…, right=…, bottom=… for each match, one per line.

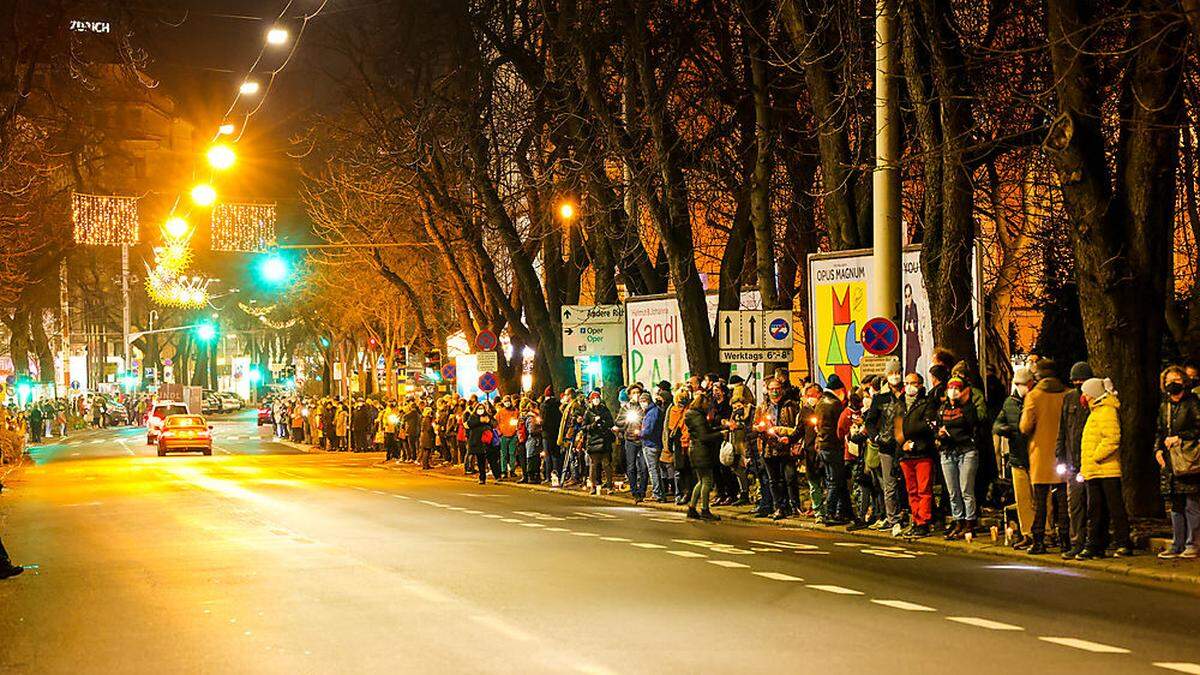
left=240, top=80, right=260, bottom=95
left=558, top=200, right=576, bottom=221
left=195, top=321, right=217, bottom=343
left=163, top=216, right=190, bottom=240
left=218, top=123, right=236, bottom=136
left=191, top=183, right=217, bottom=206
left=207, top=143, right=236, bottom=170
left=257, top=253, right=290, bottom=285
left=266, top=27, right=289, bottom=45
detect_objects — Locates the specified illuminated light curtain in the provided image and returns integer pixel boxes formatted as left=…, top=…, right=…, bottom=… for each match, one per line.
left=71, top=193, right=139, bottom=245
left=212, top=202, right=277, bottom=252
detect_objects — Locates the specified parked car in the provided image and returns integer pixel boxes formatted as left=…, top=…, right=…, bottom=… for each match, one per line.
left=157, top=414, right=213, bottom=456
left=147, top=401, right=190, bottom=444
left=217, top=392, right=243, bottom=412
left=257, top=399, right=273, bottom=426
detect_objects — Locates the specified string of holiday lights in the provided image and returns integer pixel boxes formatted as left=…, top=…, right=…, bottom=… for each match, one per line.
left=71, top=193, right=139, bottom=245
left=212, top=202, right=277, bottom=252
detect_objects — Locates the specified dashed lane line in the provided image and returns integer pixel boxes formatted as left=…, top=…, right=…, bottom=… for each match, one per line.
left=519, top=523, right=545, bottom=528
left=707, top=560, right=750, bottom=569
left=1154, top=663, right=1200, bottom=674
left=599, top=536, right=632, bottom=542
left=667, top=550, right=707, bottom=559
left=871, top=599, right=937, bottom=612
left=946, top=617, right=1024, bottom=631
left=752, top=572, right=804, bottom=582
left=630, top=543, right=667, bottom=549
left=1037, top=637, right=1130, bottom=654
left=481, top=514, right=504, bottom=519
left=545, top=527, right=571, bottom=533
left=570, top=532, right=600, bottom=538
left=499, top=518, right=524, bottom=523
left=806, top=584, right=864, bottom=596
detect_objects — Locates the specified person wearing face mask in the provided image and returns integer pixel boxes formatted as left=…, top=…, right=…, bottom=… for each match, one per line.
left=1156, top=366, right=1200, bottom=559
left=495, top=396, right=521, bottom=480
left=684, top=391, right=724, bottom=520
left=1019, top=359, right=1071, bottom=555
left=722, top=377, right=753, bottom=507
left=466, top=403, right=495, bottom=484
left=864, top=359, right=908, bottom=531
left=762, top=378, right=801, bottom=520
left=668, top=388, right=693, bottom=504
left=640, top=391, right=667, bottom=502
left=994, top=367, right=1036, bottom=549
left=815, top=374, right=853, bottom=526
left=935, top=376, right=981, bottom=540
left=840, top=389, right=874, bottom=531
left=619, top=386, right=648, bottom=502
left=1076, top=377, right=1133, bottom=559
left=540, top=387, right=563, bottom=486
left=895, top=373, right=936, bottom=537
left=583, top=390, right=616, bottom=495
left=1055, top=361, right=1094, bottom=558
left=799, top=383, right=824, bottom=519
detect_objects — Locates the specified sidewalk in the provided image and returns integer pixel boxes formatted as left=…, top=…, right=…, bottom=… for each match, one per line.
left=370, top=456, right=1200, bottom=588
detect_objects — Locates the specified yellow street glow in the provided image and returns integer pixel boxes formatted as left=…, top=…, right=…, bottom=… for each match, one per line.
left=218, top=123, right=235, bottom=135
left=267, top=27, right=289, bottom=45
left=163, top=216, right=190, bottom=240
left=191, top=183, right=217, bottom=207
left=240, top=80, right=260, bottom=95
left=558, top=201, right=576, bottom=220
left=207, top=144, right=236, bottom=170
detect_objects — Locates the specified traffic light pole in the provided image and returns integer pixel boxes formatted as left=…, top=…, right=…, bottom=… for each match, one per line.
left=122, top=244, right=132, bottom=375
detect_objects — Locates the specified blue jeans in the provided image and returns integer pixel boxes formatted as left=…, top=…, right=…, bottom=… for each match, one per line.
left=750, top=453, right=774, bottom=514
left=1169, top=493, right=1200, bottom=551
left=642, top=445, right=664, bottom=500
left=820, top=452, right=851, bottom=521
left=624, top=440, right=647, bottom=498
left=940, top=449, right=979, bottom=521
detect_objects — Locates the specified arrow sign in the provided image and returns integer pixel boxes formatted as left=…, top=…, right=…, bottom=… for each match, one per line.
left=748, top=315, right=757, bottom=345
left=724, top=316, right=733, bottom=345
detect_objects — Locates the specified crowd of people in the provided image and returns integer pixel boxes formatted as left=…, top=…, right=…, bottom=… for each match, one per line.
left=267, top=355, right=1200, bottom=561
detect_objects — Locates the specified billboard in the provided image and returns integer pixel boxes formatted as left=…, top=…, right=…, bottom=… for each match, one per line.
left=807, top=246, right=980, bottom=388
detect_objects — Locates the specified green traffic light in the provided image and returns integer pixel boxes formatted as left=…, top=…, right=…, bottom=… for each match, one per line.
left=258, top=254, right=290, bottom=285
left=196, top=322, right=217, bottom=342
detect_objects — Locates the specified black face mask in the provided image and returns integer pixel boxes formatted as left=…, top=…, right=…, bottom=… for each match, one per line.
left=1166, top=382, right=1185, bottom=396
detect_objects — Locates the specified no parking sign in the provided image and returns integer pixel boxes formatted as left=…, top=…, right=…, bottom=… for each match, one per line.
left=478, top=372, right=498, bottom=393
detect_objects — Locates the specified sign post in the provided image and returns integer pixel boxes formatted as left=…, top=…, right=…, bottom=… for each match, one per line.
left=716, top=309, right=794, bottom=364
left=561, top=304, right=626, bottom=357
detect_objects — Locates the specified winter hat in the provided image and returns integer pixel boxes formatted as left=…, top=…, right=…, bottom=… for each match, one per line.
left=947, top=376, right=966, bottom=390
left=657, top=381, right=673, bottom=393
left=729, top=375, right=745, bottom=385
left=826, top=373, right=845, bottom=392
left=1012, top=367, right=1034, bottom=386
left=884, top=358, right=902, bottom=376
left=1035, top=358, right=1058, bottom=381
left=1081, top=377, right=1115, bottom=402
left=588, top=390, right=602, bottom=401
left=543, top=386, right=555, bottom=398
left=1069, top=362, right=1094, bottom=382
left=618, top=389, right=629, bottom=404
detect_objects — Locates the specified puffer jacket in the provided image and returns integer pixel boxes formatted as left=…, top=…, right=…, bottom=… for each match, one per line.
left=936, top=398, right=978, bottom=454
left=1157, top=392, right=1200, bottom=496
left=684, top=407, right=723, bottom=470
left=1020, top=377, right=1068, bottom=484
left=1080, top=395, right=1121, bottom=480
left=1055, top=386, right=1089, bottom=472
left=992, top=394, right=1029, bottom=469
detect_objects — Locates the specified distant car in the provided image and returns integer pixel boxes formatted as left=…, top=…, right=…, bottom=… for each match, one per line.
left=257, top=400, right=273, bottom=426
left=103, top=398, right=129, bottom=426
left=157, top=414, right=213, bottom=456
left=147, top=401, right=190, bottom=445
left=202, top=396, right=222, bottom=415
left=218, top=392, right=243, bottom=412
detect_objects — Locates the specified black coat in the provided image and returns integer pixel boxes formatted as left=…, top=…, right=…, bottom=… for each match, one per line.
left=684, top=408, right=723, bottom=470
left=539, top=397, right=562, bottom=449
left=1158, top=392, right=1200, bottom=497
left=466, top=412, right=493, bottom=454
left=993, top=394, right=1029, bottom=469
left=898, top=392, right=937, bottom=459
left=1055, top=386, right=1089, bottom=471
left=582, top=403, right=615, bottom=455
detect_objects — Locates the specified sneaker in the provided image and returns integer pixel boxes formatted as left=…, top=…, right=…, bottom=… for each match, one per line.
left=686, top=508, right=702, bottom=520
left=1113, top=546, right=1135, bottom=558
left=1158, top=549, right=1183, bottom=559
left=1027, top=543, right=1048, bottom=555
left=700, top=510, right=721, bottom=522
left=870, top=520, right=891, bottom=531
left=1179, top=547, right=1199, bottom=559
left=1062, top=546, right=1084, bottom=560
left=0, top=566, right=23, bottom=580
left=1074, top=549, right=1101, bottom=560
left=845, top=520, right=870, bottom=532
left=771, top=510, right=788, bottom=521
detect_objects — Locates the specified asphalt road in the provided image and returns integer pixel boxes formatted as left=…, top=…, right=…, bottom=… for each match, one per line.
left=2, top=411, right=1199, bottom=674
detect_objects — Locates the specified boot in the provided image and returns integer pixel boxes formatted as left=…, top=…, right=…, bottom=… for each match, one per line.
left=686, top=507, right=702, bottom=520
left=944, top=522, right=963, bottom=541
left=700, top=509, right=721, bottom=521
left=1027, top=538, right=1048, bottom=555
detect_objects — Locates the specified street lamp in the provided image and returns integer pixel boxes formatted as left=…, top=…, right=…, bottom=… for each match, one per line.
left=267, top=27, right=289, bottom=45
left=207, top=144, right=236, bottom=170
left=191, top=183, right=217, bottom=207
left=240, top=80, right=260, bottom=95
left=218, top=123, right=235, bottom=136
left=558, top=200, right=576, bottom=221
left=163, top=216, right=190, bottom=240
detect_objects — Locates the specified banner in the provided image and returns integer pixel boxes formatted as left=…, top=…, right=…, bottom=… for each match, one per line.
left=807, top=247, right=979, bottom=388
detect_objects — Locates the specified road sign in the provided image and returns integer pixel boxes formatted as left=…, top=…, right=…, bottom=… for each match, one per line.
left=405, top=348, right=422, bottom=370
left=858, top=354, right=897, bottom=378
left=474, top=329, right=498, bottom=352
left=476, top=351, right=499, bottom=373
left=441, top=363, right=457, bottom=381
left=717, top=309, right=794, bottom=363
left=861, top=316, right=900, bottom=356
left=478, top=372, right=498, bottom=393
left=561, top=304, right=626, bottom=357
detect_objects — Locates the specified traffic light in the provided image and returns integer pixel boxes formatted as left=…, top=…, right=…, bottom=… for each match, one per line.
left=393, top=346, right=408, bottom=367
left=248, top=366, right=263, bottom=383
left=195, top=321, right=218, bottom=343
left=367, top=337, right=380, bottom=351
left=256, top=251, right=291, bottom=286
left=425, top=348, right=442, bottom=371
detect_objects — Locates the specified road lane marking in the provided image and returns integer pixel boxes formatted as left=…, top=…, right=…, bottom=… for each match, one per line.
left=468, top=614, right=532, bottom=642
left=1154, top=663, right=1200, bottom=674
left=373, top=490, right=388, bottom=495
left=481, top=514, right=503, bottom=519
left=833, top=542, right=868, bottom=548
left=946, top=617, right=1024, bottom=631
left=752, top=572, right=803, bottom=582
left=707, top=560, right=750, bottom=569
left=499, top=518, right=524, bottom=523
left=750, top=547, right=783, bottom=552
left=795, top=550, right=831, bottom=555
left=750, top=540, right=820, bottom=550
left=600, top=536, right=632, bottom=542
left=1038, top=637, right=1130, bottom=654
left=545, top=527, right=571, bottom=532
left=871, top=599, right=936, bottom=612
left=394, top=495, right=411, bottom=500
left=570, top=532, right=600, bottom=537
left=574, top=511, right=617, bottom=519
left=667, top=550, right=707, bottom=558
left=630, top=543, right=667, bottom=549
left=463, top=509, right=484, bottom=514
left=519, top=523, right=545, bottom=528
left=807, top=584, right=864, bottom=595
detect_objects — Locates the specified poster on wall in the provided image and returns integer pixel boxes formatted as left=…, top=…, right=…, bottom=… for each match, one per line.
left=625, top=292, right=764, bottom=395
left=807, top=246, right=979, bottom=388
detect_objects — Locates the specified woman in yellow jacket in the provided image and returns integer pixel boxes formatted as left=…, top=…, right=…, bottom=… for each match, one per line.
left=1076, top=378, right=1134, bottom=559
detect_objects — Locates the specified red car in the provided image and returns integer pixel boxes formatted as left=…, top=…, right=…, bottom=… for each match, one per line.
left=157, top=415, right=213, bottom=456
left=257, top=403, right=273, bottom=426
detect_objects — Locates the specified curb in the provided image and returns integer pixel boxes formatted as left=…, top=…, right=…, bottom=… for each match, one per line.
left=370, top=459, right=1200, bottom=588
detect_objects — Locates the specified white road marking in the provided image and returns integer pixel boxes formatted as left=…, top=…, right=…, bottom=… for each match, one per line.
left=750, top=547, right=783, bottom=552
left=499, top=518, right=524, bottom=523
left=750, top=540, right=821, bottom=550
left=871, top=599, right=936, bottom=612
left=862, top=549, right=917, bottom=559
left=833, top=542, right=868, bottom=548
left=599, top=536, right=632, bottom=542
left=570, top=532, right=600, bottom=537
left=667, top=550, right=707, bottom=558
left=394, top=495, right=411, bottom=500
left=481, top=514, right=503, bottom=519
left=463, top=509, right=484, bottom=515
left=545, top=527, right=571, bottom=532
left=353, top=486, right=368, bottom=491
left=372, top=490, right=388, bottom=495
left=795, top=551, right=831, bottom=555
left=1038, top=637, right=1130, bottom=654
left=71, top=452, right=81, bottom=457
left=1154, top=663, right=1200, bottom=674
left=946, top=617, right=1024, bottom=631
left=752, top=572, right=803, bottom=582
left=807, top=584, right=864, bottom=595
left=519, top=523, right=545, bottom=528
left=630, top=543, right=667, bottom=549
left=573, top=511, right=617, bottom=519
left=706, top=560, right=750, bottom=569
left=92, top=439, right=105, bottom=444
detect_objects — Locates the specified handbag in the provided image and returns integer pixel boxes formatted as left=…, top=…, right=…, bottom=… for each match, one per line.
left=481, top=429, right=494, bottom=445
left=719, top=439, right=735, bottom=466
left=1168, top=438, right=1200, bottom=478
